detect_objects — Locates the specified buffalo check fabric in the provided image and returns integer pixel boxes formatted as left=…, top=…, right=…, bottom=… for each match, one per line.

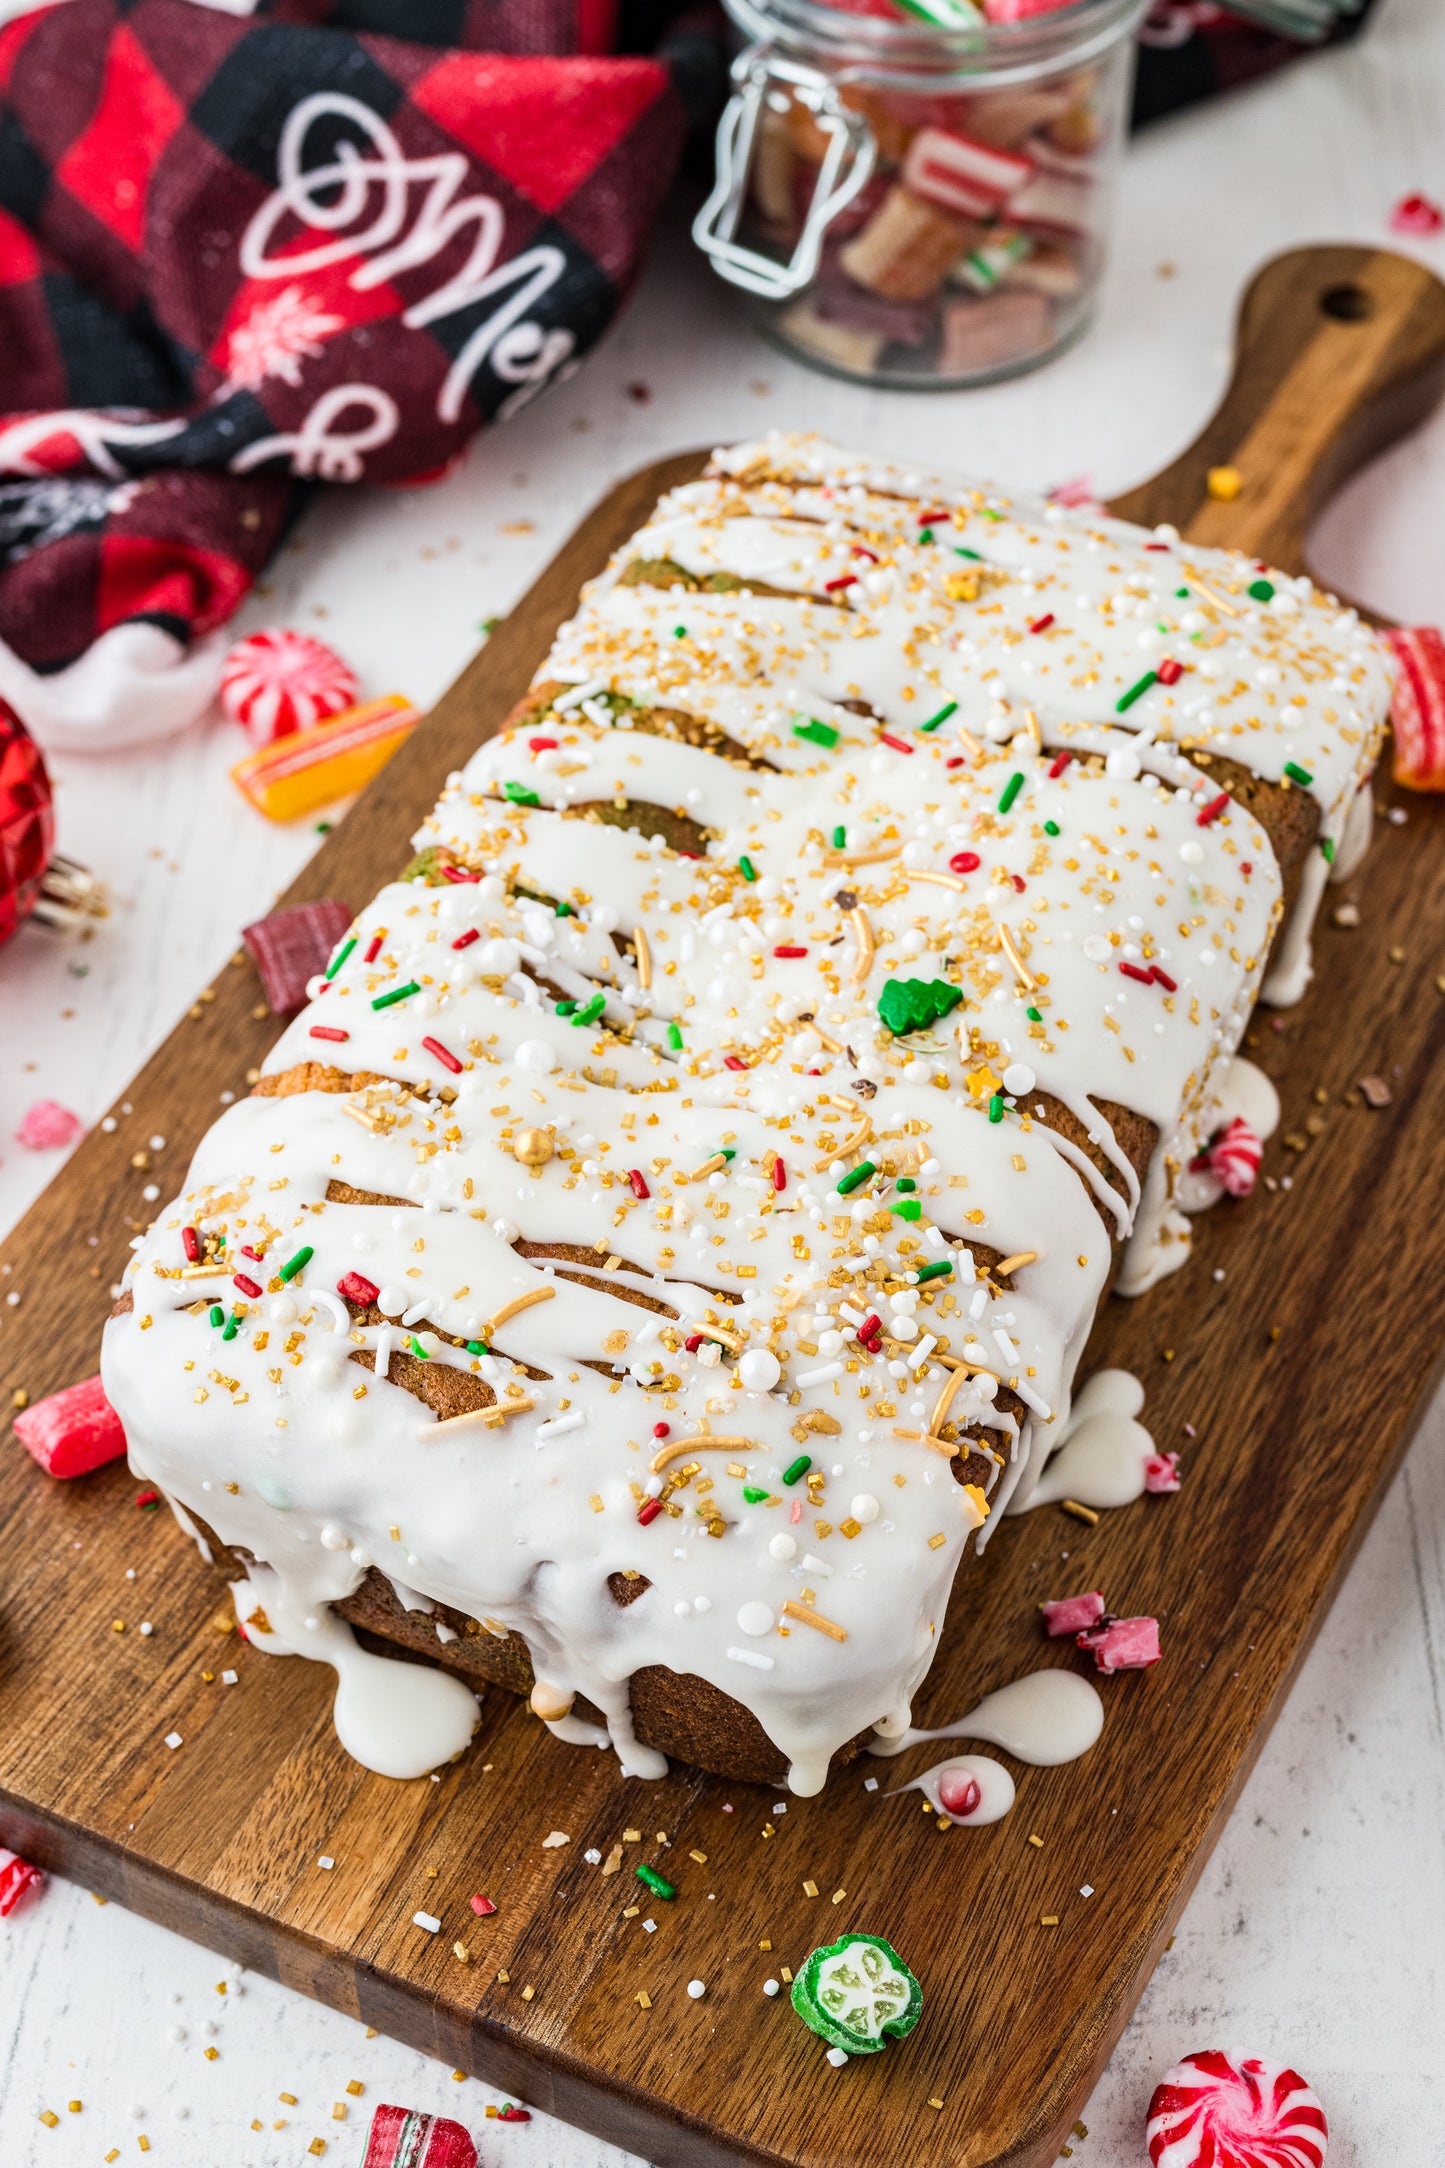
left=0, top=0, right=687, bottom=691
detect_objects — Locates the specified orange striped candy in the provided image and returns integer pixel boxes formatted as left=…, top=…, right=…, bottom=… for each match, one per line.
left=231, top=693, right=419, bottom=820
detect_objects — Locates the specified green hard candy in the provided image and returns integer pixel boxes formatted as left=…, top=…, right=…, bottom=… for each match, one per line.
left=877, top=976, right=963, bottom=1038
left=791, top=1932, right=922, bottom=2056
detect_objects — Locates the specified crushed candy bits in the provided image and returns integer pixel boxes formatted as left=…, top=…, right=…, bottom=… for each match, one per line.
left=1040, top=1590, right=1105, bottom=1637
left=1077, top=1615, right=1161, bottom=1674
left=359, top=2105, right=477, bottom=2167
left=15, top=1100, right=83, bottom=1150
left=243, top=898, right=354, bottom=1015
left=13, top=1373, right=127, bottom=1479
left=0, top=1848, right=46, bottom=1916
left=792, top=1932, right=922, bottom=2056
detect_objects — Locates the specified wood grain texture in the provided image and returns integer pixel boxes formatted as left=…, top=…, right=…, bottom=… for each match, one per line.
left=2, top=249, right=1444, bottom=2168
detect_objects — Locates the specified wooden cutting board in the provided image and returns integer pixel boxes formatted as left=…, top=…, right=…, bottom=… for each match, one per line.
left=3, top=245, right=1444, bottom=2168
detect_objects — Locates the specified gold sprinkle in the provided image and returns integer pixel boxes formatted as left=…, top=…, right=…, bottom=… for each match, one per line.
left=1040, top=1915, right=1060, bottom=1927
left=928, top=1531, right=947, bottom=1549
left=997, top=922, right=1037, bottom=992
left=802, top=1880, right=819, bottom=1897
left=651, top=1433, right=757, bottom=1473
left=1185, top=569, right=1240, bottom=616
left=428, top=1398, right=535, bottom=1436
left=484, top=1284, right=556, bottom=1332
left=521, top=1985, right=534, bottom=2001
left=633, top=924, right=652, bottom=991
left=332, top=2104, right=347, bottom=2121
left=39, top=2111, right=60, bottom=2129
left=780, top=1598, right=847, bottom=1642
left=1061, top=1499, right=1100, bottom=1525
left=847, top=907, right=875, bottom=986
left=1205, top=466, right=1242, bottom=502
left=907, top=868, right=968, bottom=894
left=636, top=1991, right=652, bottom=2009
left=823, top=842, right=902, bottom=868
left=279, top=2093, right=298, bottom=2107
left=994, top=1250, right=1037, bottom=1276
left=830, top=1888, right=847, bottom=1904
left=453, top=1942, right=472, bottom=1963
left=689, top=1849, right=708, bottom=1864
left=1027, top=1833, right=1044, bottom=1849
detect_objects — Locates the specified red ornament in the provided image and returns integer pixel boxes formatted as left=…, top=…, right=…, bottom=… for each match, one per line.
left=0, top=695, right=55, bottom=950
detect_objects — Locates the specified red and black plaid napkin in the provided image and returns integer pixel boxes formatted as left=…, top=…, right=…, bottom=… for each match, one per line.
left=0, top=0, right=702, bottom=683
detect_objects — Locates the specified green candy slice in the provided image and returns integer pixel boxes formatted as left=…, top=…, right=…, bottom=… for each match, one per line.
left=791, top=1933, right=922, bottom=2056
left=877, top=976, right=962, bottom=1038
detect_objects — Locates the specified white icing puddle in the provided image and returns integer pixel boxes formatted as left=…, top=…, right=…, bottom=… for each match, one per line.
left=1015, top=1368, right=1157, bottom=1514
left=233, top=1571, right=480, bottom=1780
left=888, top=1753, right=1016, bottom=1826
left=870, top=1665, right=1104, bottom=1767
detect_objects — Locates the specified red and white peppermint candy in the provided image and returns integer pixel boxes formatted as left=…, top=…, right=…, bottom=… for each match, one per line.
left=221, top=629, right=359, bottom=746
left=1193, top=1115, right=1262, bottom=1199
left=0, top=1848, right=46, bottom=1917
left=1384, top=626, right=1445, bottom=791
left=1147, top=2050, right=1328, bottom=2168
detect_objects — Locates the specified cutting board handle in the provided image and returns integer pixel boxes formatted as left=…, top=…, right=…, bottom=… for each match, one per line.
left=1106, top=244, right=1445, bottom=604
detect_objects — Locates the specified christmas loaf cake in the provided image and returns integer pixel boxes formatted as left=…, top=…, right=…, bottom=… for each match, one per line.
left=101, top=435, right=1392, bottom=1794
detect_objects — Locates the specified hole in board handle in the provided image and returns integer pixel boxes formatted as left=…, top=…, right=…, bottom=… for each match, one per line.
left=1319, top=283, right=1374, bottom=324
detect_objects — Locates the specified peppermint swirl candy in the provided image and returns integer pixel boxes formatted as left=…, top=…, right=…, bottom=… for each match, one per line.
left=1147, top=2050, right=1328, bottom=2168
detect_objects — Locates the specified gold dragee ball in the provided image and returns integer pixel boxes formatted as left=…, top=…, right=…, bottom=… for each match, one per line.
left=513, top=1126, right=554, bottom=1168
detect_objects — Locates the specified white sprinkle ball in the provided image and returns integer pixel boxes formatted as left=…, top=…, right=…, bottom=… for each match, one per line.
left=687, top=1979, right=706, bottom=2000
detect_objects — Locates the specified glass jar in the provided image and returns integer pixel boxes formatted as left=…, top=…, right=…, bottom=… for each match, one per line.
left=694, top=0, right=1146, bottom=389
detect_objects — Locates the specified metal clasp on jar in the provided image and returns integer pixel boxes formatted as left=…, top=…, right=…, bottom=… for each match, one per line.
left=693, top=45, right=877, bottom=301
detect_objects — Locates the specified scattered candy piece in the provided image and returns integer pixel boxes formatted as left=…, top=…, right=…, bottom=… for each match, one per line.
left=1389, top=192, right=1443, bottom=238
left=1383, top=626, right=1445, bottom=791
left=15, top=1100, right=83, bottom=1150
left=901, top=126, right=1034, bottom=222
left=1146, top=2050, right=1328, bottom=2168
left=1191, top=1115, right=1262, bottom=1198
left=792, top=1932, right=922, bottom=2056
left=1206, top=466, right=1243, bottom=502
left=13, top=1374, right=127, bottom=1479
left=1077, top=1615, right=1161, bottom=1674
left=877, top=975, right=963, bottom=1037
left=497, top=2105, right=531, bottom=2123
left=469, top=1893, right=496, bottom=1917
left=242, top=899, right=353, bottom=1015
left=1040, top=1590, right=1105, bottom=1638
left=360, top=2105, right=477, bottom=2167
left=221, top=628, right=359, bottom=746
left=0, top=1848, right=46, bottom=1916
left=1358, top=1074, right=1392, bottom=1109
left=935, top=1765, right=982, bottom=1818
left=231, top=694, right=420, bottom=822
left=1144, top=1453, right=1182, bottom=1494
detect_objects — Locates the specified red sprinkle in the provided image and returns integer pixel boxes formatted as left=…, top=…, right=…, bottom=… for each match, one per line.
left=1028, top=613, right=1055, bottom=634
left=945, top=756, right=966, bottom=769
left=181, top=1225, right=200, bottom=1263
left=1196, top=791, right=1230, bottom=826
left=773, top=945, right=808, bottom=959
left=498, top=2108, right=532, bottom=2124
left=1157, top=658, right=1184, bottom=686
left=240, top=1246, right=262, bottom=1262
left=363, top=933, right=384, bottom=963
left=1011, top=874, right=1026, bottom=893
left=421, top=1035, right=462, bottom=1074
left=470, top=1893, right=497, bottom=1917
left=528, top=736, right=558, bottom=751
left=917, top=508, right=948, bottom=526
left=1144, top=541, right=1172, bottom=553
left=724, top=1055, right=749, bottom=1071
left=135, top=1487, right=160, bottom=1509
left=338, top=1272, right=379, bottom=1306
left=858, top=1312, right=882, bottom=1343
left=637, top=1497, right=663, bottom=1526
left=1119, top=961, right=1154, bottom=986
left=233, top=1273, right=262, bottom=1298
left=772, top=1157, right=787, bottom=1192
left=684, top=1333, right=705, bottom=1353
left=1241, top=860, right=1253, bottom=877
left=628, top=1168, right=650, bottom=1200
left=1047, top=751, right=1071, bottom=779
left=1152, top=965, right=1178, bottom=993
left=451, top=927, right=480, bottom=950
left=309, top=1024, right=350, bottom=1042
left=652, top=1423, right=670, bottom=1439
left=949, top=850, right=980, bottom=875
left=878, top=733, right=913, bottom=754
left=851, top=544, right=878, bottom=563
left=824, top=574, right=857, bottom=592
left=441, top=864, right=481, bottom=884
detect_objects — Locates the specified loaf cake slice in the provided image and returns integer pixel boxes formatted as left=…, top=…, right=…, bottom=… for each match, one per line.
left=102, top=435, right=1391, bottom=1793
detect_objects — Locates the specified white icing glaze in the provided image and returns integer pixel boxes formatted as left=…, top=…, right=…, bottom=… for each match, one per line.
left=100, top=434, right=1390, bottom=1795
left=1010, top=1367, right=1156, bottom=1514
left=869, top=1665, right=1104, bottom=1766
left=1330, top=776, right=1375, bottom=884
left=887, top=1752, right=1016, bottom=1826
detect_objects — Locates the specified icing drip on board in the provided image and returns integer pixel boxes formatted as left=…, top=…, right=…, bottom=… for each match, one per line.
left=887, top=1753, right=1016, bottom=1826
left=868, top=1665, right=1104, bottom=1766
left=1010, top=1369, right=1156, bottom=1514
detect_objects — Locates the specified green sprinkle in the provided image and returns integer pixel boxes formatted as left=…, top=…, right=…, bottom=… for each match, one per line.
left=895, top=1177, right=917, bottom=1193
left=877, top=977, right=962, bottom=1037
left=832, top=825, right=846, bottom=848
left=1284, top=761, right=1314, bottom=787
left=466, top=1340, right=490, bottom=1357
left=980, top=508, right=1003, bottom=522
left=222, top=1313, right=240, bottom=1342
left=208, top=1304, right=224, bottom=1328
left=783, top=1455, right=812, bottom=1486
left=372, top=980, right=420, bottom=1011
left=323, top=935, right=356, bottom=981
left=636, top=1864, right=676, bottom=1899
left=667, top=1022, right=684, bottom=1051
left=1321, top=836, right=1335, bottom=862
left=278, top=1246, right=313, bottom=1284
left=836, top=1160, right=877, bottom=1196
left=1116, top=670, right=1159, bottom=713
left=555, top=998, right=577, bottom=1016
left=997, top=772, right=1025, bottom=815
left=1175, top=587, right=1191, bottom=599
left=917, top=526, right=935, bottom=545
left=1044, top=819, right=1060, bottom=837
left=890, top=1199, right=922, bottom=1221
left=988, top=1094, right=1004, bottom=1123
left=673, top=625, right=687, bottom=640
left=555, top=901, right=572, bottom=917
left=738, top=855, right=757, bottom=882
left=503, top=780, right=540, bottom=806
left=410, top=1335, right=430, bottom=1360
left=571, top=993, right=606, bottom=1026
left=792, top=716, right=839, bottom=750
left=915, top=1259, right=953, bottom=1284
left=1026, top=1005, right=1043, bottom=1023
left=314, top=819, right=332, bottom=835
left=1248, top=578, right=1275, bottom=602
left=953, top=545, right=984, bottom=560
left=742, top=1484, right=770, bottom=1504
left=920, top=700, right=957, bottom=733
left=716, top=1147, right=737, bottom=1162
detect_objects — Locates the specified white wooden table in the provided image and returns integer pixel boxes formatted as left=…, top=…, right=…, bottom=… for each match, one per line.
left=3, top=2, right=1444, bottom=2157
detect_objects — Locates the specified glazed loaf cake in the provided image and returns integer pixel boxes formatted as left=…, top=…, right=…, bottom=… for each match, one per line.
left=102, top=435, right=1392, bottom=1795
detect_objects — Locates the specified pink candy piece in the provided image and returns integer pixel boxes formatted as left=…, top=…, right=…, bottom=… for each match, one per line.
left=221, top=628, right=359, bottom=747
left=1077, top=1615, right=1161, bottom=1675
left=15, top=1099, right=83, bottom=1150
left=1147, top=2050, right=1328, bottom=2168
left=0, top=1848, right=46, bottom=1917
left=936, top=1765, right=982, bottom=1818
left=14, top=1373, right=127, bottom=1479
left=1041, top=1590, right=1105, bottom=1638
left=1049, top=473, right=1104, bottom=513
left=901, top=125, right=1034, bottom=220
left=1390, top=192, right=1443, bottom=238
left=242, top=898, right=354, bottom=1016
left=360, top=2106, right=477, bottom=2168
left=1384, top=625, right=1445, bottom=790
left=469, top=1892, right=496, bottom=1916
left=1145, top=1452, right=1182, bottom=1495
left=982, top=0, right=1073, bottom=16
left=1192, top=1115, right=1263, bottom=1198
